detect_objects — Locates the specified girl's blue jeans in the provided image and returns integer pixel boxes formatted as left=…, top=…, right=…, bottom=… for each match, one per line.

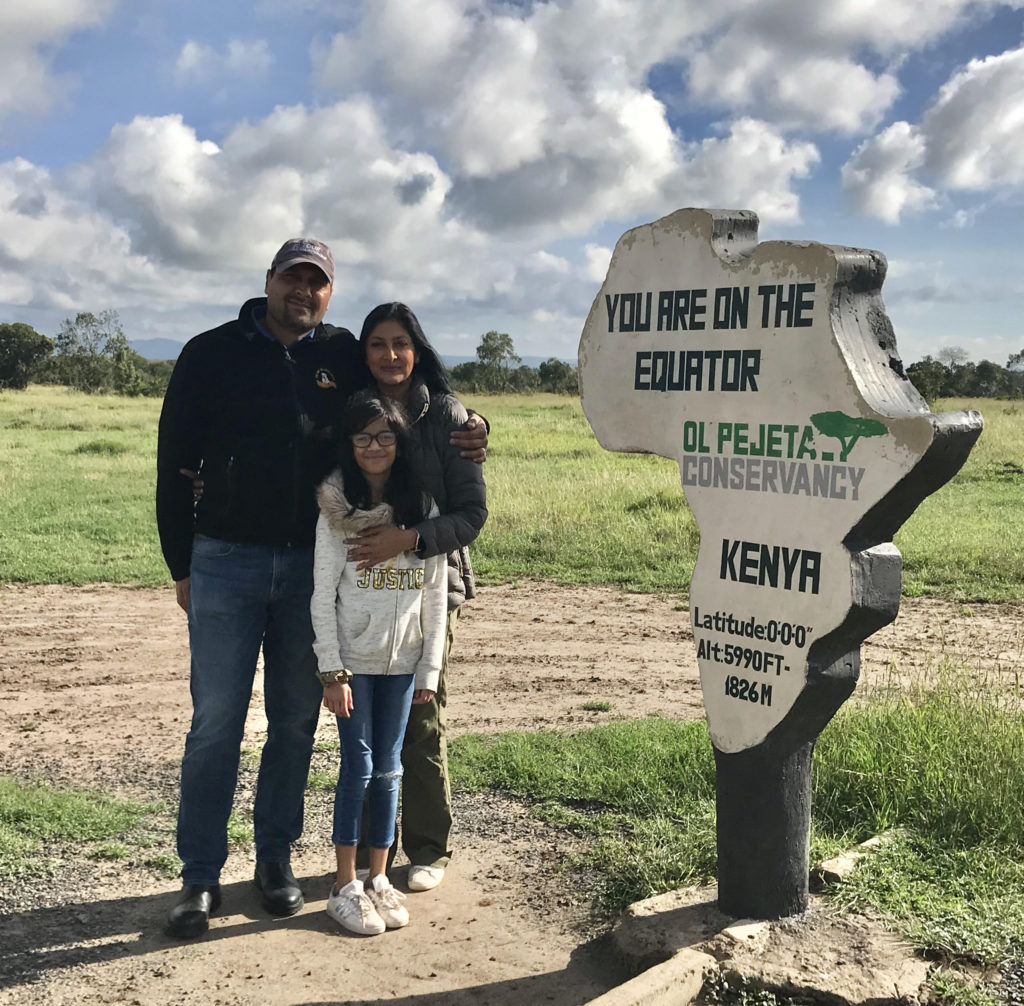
left=333, top=673, right=416, bottom=848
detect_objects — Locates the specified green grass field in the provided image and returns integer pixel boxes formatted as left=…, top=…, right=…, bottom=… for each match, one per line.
left=0, top=387, right=160, bottom=583
left=1, top=386, right=1021, bottom=599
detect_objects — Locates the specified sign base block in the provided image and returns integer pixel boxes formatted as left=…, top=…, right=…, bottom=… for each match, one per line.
left=715, top=737, right=814, bottom=919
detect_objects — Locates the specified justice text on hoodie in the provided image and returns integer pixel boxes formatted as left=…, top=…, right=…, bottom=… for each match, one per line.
left=310, top=471, right=447, bottom=693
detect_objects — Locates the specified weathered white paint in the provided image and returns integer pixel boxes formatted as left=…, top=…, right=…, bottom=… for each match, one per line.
left=579, top=208, right=943, bottom=753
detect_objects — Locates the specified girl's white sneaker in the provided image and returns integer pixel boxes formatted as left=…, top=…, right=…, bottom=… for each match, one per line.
left=366, top=874, right=409, bottom=928
left=326, top=879, right=386, bottom=936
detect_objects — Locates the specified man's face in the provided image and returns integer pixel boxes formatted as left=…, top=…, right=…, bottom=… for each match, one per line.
left=264, top=262, right=332, bottom=335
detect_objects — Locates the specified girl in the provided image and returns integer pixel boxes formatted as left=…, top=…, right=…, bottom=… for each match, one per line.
left=311, top=396, right=447, bottom=936
left=344, top=302, right=487, bottom=893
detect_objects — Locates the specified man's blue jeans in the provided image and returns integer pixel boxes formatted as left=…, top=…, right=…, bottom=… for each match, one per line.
left=177, top=535, right=322, bottom=886
left=333, top=674, right=415, bottom=849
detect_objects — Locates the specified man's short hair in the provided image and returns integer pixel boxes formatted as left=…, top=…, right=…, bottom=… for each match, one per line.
left=270, top=238, right=334, bottom=285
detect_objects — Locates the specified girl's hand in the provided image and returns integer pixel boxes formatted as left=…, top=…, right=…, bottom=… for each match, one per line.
left=345, top=525, right=418, bottom=570
left=179, top=468, right=204, bottom=503
left=412, top=689, right=435, bottom=705
left=323, top=682, right=354, bottom=717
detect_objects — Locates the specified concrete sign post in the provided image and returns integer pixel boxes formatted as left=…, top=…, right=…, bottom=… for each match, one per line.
left=578, top=208, right=982, bottom=919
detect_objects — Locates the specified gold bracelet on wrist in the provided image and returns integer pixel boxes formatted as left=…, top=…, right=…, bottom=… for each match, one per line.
left=317, top=668, right=353, bottom=687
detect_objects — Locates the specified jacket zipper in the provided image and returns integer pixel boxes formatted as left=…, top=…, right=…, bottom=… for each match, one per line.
left=281, top=343, right=304, bottom=545
left=386, top=570, right=401, bottom=675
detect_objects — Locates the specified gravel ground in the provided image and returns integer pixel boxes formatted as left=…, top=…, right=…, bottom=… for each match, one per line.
left=0, top=746, right=613, bottom=998
left=5, top=583, right=1024, bottom=1004
left=1000, top=962, right=1024, bottom=1006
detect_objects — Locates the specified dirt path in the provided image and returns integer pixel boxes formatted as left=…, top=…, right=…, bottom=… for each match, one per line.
left=1, top=582, right=1022, bottom=1005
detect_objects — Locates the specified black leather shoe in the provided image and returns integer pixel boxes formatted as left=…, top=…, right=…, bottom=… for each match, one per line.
left=254, top=861, right=304, bottom=916
left=165, top=884, right=221, bottom=939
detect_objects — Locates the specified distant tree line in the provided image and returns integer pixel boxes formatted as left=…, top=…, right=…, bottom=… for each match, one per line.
left=0, top=316, right=580, bottom=397
left=0, top=311, right=172, bottom=395
left=13, top=317, right=1014, bottom=404
left=449, top=330, right=578, bottom=394
left=906, top=346, right=1024, bottom=403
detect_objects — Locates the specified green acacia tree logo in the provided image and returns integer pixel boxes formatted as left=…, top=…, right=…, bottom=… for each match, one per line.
left=810, top=411, right=888, bottom=462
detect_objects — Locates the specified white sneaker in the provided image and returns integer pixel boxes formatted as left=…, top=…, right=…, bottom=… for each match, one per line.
left=325, top=879, right=385, bottom=936
left=366, top=874, right=409, bottom=928
left=407, top=865, right=445, bottom=891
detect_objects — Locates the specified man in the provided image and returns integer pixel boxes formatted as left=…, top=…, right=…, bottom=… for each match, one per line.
left=156, top=239, right=485, bottom=938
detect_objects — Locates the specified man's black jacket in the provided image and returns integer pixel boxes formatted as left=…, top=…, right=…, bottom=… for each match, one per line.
left=156, top=298, right=364, bottom=581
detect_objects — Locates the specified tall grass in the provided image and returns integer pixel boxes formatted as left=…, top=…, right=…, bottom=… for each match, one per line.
left=461, top=394, right=697, bottom=590
left=814, top=667, right=1024, bottom=846
left=814, top=667, right=1024, bottom=967
left=451, top=672, right=1024, bottom=966
left=895, top=398, right=1024, bottom=600
left=462, top=392, right=1024, bottom=598
left=452, top=718, right=718, bottom=909
left=1, top=386, right=1022, bottom=599
left=0, top=386, right=161, bottom=584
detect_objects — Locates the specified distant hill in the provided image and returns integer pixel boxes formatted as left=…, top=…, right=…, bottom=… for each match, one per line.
left=131, top=340, right=576, bottom=369
left=130, top=338, right=187, bottom=361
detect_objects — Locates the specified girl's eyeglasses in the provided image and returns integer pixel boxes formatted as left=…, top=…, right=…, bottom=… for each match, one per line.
left=351, top=430, right=397, bottom=448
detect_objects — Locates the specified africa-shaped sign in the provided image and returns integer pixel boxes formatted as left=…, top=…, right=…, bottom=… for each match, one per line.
left=580, top=209, right=982, bottom=757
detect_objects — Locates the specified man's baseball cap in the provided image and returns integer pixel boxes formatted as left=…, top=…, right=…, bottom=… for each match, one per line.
left=269, top=238, right=334, bottom=285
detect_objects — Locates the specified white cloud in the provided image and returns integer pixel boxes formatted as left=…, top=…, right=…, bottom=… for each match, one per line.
left=7, top=0, right=1023, bottom=360
left=676, top=119, right=820, bottom=225
left=686, top=0, right=1016, bottom=133
left=584, top=244, right=612, bottom=284
left=315, top=0, right=951, bottom=237
left=842, top=122, right=938, bottom=224
left=843, top=43, right=1024, bottom=221
left=0, top=1, right=115, bottom=130
left=0, top=100, right=503, bottom=319
left=226, top=40, right=273, bottom=74
left=313, top=2, right=820, bottom=234
left=688, top=38, right=900, bottom=135
left=0, top=156, right=163, bottom=313
left=923, top=47, right=1024, bottom=189
left=0, top=2, right=823, bottom=344
left=173, top=41, right=207, bottom=81
left=174, top=38, right=273, bottom=84
left=948, top=206, right=981, bottom=228
left=528, top=251, right=571, bottom=275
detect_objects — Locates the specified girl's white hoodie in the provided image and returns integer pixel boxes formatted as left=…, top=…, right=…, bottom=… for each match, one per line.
left=310, top=470, right=447, bottom=692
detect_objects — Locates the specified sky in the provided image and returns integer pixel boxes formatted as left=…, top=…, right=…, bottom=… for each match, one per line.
left=2, top=0, right=1024, bottom=365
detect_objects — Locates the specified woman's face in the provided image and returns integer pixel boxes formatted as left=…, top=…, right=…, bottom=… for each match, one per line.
left=351, top=415, right=397, bottom=479
left=364, top=320, right=418, bottom=392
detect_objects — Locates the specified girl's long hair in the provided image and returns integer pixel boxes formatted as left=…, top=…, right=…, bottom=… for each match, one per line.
left=337, top=394, right=427, bottom=528
left=359, top=302, right=453, bottom=397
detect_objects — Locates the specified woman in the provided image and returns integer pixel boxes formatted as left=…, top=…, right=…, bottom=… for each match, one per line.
left=312, top=396, right=446, bottom=935
left=345, top=302, right=487, bottom=892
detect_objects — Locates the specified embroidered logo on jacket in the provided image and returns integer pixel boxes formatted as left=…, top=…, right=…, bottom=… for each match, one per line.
left=356, top=568, right=425, bottom=590
left=315, top=367, right=337, bottom=389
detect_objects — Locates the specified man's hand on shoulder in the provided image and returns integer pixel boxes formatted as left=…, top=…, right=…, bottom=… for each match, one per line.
left=450, top=412, right=488, bottom=463
left=175, top=578, right=190, bottom=612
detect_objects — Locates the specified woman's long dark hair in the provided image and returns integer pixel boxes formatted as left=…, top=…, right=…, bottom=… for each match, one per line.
left=337, top=394, right=427, bottom=527
left=359, top=302, right=453, bottom=396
